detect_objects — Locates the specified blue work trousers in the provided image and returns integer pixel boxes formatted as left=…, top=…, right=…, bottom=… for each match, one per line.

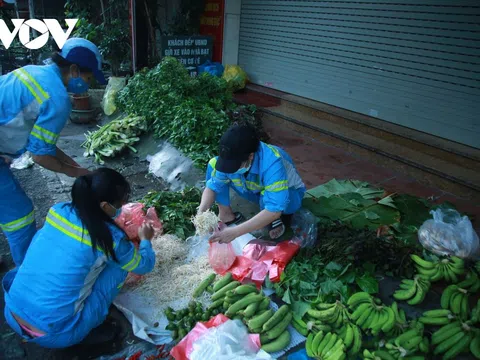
left=0, top=160, right=36, bottom=266
left=3, top=264, right=127, bottom=348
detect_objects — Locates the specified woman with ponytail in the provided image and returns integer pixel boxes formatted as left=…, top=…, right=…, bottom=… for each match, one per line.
left=2, top=168, right=156, bottom=348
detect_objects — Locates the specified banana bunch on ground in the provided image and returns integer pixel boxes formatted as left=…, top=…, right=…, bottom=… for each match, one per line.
left=337, top=322, right=362, bottom=356
left=208, top=273, right=292, bottom=353
left=347, top=292, right=396, bottom=335
left=440, top=278, right=476, bottom=320
left=386, top=302, right=409, bottom=338
left=378, top=322, right=426, bottom=359
left=306, top=301, right=351, bottom=329
left=411, top=254, right=465, bottom=283
left=431, top=320, right=478, bottom=359
left=419, top=309, right=456, bottom=326
left=472, top=299, right=480, bottom=324
left=393, top=275, right=430, bottom=305
left=306, top=331, right=346, bottom=360
left=362, top=348, right=425, bottom=360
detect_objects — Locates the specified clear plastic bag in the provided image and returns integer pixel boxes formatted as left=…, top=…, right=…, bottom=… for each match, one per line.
left=418, top=208, right=480, bottom=259
left=189, top=319, right=271, bottom=360
left=291, top=208, right=318, bottom=248
left=208, top=242, right=236, bottom=275
left=102, top=76, right=127, bottom=116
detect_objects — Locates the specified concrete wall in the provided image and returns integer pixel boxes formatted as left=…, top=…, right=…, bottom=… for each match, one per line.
left=222, top=0, right=241, bottom=65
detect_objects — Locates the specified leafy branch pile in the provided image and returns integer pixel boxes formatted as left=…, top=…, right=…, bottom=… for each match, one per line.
left=117, top=57, right=234, bottom=168
left=82, top=115, right=147, bottom=164
left=140, top=187, right=218, bottom=239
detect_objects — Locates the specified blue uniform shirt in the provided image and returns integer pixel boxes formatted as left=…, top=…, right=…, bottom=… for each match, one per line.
left=207, top=142, right=305, bottom=213
left=5, top=203, right=155, bottom=333
left=0, top=64, right=71, bottom=157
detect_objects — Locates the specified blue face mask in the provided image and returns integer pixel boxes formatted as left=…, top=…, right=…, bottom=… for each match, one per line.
left=111, top=205, right=122, bottom=220
left=236, top=161, right=252, bottom=175
left=67, top=75, right=89, bottom=94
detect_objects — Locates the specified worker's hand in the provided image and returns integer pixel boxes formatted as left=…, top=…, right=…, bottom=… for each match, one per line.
left=138, top=222, right=155, bottom=241
left=209, top=226, right=239, bottom=244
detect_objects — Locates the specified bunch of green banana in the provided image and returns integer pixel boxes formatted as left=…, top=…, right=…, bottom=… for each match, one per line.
left=348, top=293, right=395, bottom=335
left=337, top=322, right=362, bottom=355
left=362, top=348, right=425, bottom=360
left=393, top=275, right=430, bottom=305
left=440, top=284, right=470, bottom=320
left=431, top=320, right=474, bottom=359
left=386, top=302, right=409, bottom=338
left=307, top=301, right=351, bottom=329
left=381, top=326, right=425, bottom=359
left=419, top=309, right=456, bottom=326
left=305, top=331, right=346, bottom=360
left=411, top=254, right=465, bottom=283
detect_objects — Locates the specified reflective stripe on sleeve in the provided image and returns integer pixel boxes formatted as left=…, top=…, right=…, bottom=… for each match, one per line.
left=261, top=180, right=289, bottom=195
left=31, top=124, right=59, bottom=145
left=0, top=211, right=35, bottom=232
left=13, top=68, right=49, bottom=105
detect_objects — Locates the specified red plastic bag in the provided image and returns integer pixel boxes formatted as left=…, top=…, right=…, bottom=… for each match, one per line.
left=208, top=242, right=236, bottom=275
left=259, top=240, right=300, bottom=282
left=170, top=314, right=260, bottom=360
left=115, top=202, right=163, bottom=243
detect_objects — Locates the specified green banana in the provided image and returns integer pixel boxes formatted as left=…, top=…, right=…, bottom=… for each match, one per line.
left=431, top=321, right=463, bottom=345
left=315, top=332, right=331, bottom=357
left=347, top=292, right=372, bottom=308
left=418, top=316, right=450, bottom=326
left=349, top=323, right=362, bottom=355
left=393, top=281, right=416, bottom=301
left=381, top=307, right=396, bottom=333
left=441, top=285, right=458, bottom=309
left=374, top=349, right=396, bottom=360
left=407, top=283, right=426, bottom=305
left=423, top=309, right=452, bottom=317
left=351, top=303, right=371, bottom=321
left=395, top=329, right=419, bottom=347
left=433, top=330, right=466, bottom=355
left=470, top=334, right=480, bottom=359
left=411, top=254, right=436, bottom=269
left=443, top=332, right=472, bottom=359
left=305, top=332, right=315, bottom=357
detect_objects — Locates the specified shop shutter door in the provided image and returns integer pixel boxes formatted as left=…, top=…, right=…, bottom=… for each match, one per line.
left=238, top=0, right=480, bottom=149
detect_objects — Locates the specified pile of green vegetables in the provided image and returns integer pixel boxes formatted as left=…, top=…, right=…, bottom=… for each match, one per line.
left=82, top=115, right=147, bottom=164
left=117, top=57, right=234, bottom=168
left=140, top=187, right=217, bottom=239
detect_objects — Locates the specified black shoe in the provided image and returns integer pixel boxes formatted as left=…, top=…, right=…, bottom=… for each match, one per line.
left=80, top=321, right=118, bottom=345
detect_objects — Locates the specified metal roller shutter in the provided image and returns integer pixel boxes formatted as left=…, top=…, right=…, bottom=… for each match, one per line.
left=238, top=0, right=480, bottom=149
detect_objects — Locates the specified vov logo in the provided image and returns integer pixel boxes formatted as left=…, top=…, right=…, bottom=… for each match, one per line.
left=0, top=19, right=79, bottom=50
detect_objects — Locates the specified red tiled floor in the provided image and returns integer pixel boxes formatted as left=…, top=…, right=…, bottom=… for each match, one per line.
left=237, top=89, right=478, bottom=225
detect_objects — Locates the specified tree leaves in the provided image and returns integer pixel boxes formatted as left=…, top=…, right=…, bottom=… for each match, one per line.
left=355, top=274, right=378, bottom=294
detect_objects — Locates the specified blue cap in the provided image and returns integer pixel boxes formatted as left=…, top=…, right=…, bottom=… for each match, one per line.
left=60, top=38, right=107, bottom=85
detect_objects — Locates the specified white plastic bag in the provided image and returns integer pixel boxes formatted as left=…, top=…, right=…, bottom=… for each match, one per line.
left=190, top=319, right=272, bottom=360
left=418, top=208, right=479, bottom=259
left=102, top=77, right=126, bottom=115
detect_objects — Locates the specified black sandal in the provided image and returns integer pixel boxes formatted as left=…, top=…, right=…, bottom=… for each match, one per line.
left=224, top=212, right=245, bottom=226
left=269, top=218, right=286, bottom=240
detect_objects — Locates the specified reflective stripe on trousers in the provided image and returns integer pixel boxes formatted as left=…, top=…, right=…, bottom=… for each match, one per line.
left=0, top=161, right=36, bottom=266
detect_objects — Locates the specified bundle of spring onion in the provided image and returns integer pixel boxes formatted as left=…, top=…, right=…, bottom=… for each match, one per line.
left=82, top=115, right=147, bottom=164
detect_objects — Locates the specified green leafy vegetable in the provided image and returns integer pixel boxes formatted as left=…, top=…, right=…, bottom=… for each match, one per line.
left=305, top=179, right=384, bottom=200
left=140, top=187, right=217, bottom=239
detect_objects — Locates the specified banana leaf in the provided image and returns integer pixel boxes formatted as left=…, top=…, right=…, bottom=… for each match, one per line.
left=303, top=192, right=400, bottom=230
left=305, top=179, right=384, bottom=200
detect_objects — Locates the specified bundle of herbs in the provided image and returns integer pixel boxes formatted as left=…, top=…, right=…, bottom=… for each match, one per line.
left=140, top=187, right=217, bottom=239
left=116, top=57, right=234, bottom=168
left=315, top=219, right=418, bottom=278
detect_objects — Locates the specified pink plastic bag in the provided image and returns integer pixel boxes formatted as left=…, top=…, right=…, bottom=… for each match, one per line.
left=170, top=314, right=260, bottom=360
left=115, top=202, right=163, bottom=243
left=208, top=242, right=236, bottom=275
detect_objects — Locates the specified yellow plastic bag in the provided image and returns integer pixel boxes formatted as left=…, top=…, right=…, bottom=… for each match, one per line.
left=102, top=77, right=127, bottom=116
left=222, top=65, right=248, bottom=92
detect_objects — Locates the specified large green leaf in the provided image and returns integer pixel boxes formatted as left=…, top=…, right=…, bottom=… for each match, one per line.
left=303, top=193, right=400, bottom=229
left=306, top=179, right=384, bottom=200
